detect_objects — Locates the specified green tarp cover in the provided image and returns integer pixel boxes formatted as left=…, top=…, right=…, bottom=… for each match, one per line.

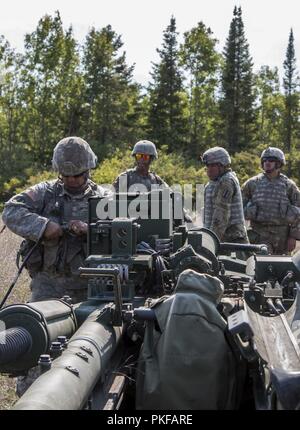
left=136, top=269, right=236, bottom=410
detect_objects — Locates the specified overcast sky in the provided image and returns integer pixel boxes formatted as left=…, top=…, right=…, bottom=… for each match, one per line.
left=1, top=0, right=299, bottom=85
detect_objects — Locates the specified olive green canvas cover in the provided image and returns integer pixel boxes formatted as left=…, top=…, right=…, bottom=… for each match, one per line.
left=136, top=269, right=237, bottom=410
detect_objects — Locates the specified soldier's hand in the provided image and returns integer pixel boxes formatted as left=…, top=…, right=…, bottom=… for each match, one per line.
left=287, top=237, right=297, bottom=253
left=69, top=220, right=88, bottom=236
left=43, top=221, right=63, bottom=240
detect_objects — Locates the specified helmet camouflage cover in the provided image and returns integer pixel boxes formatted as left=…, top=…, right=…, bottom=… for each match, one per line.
left=52, top=137, right=98, bottom=176
left=131, top=140, right=158, bottom=159
left=261, top=147, right=286, bottom=165
left=202, top=147, right=231, bottom=166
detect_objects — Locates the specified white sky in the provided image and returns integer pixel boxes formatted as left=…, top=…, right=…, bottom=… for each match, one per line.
left=1, top=0, right=299, bottom=86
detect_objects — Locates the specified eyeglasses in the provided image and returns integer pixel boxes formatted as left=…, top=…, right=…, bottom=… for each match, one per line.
left=262, top=158, right=278, bottom=163
left=135, top=153, right=151, bottom=161
left=61, top=170, right=88, bottom=179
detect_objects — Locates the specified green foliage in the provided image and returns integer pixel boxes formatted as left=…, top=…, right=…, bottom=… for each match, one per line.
left=19, top=11, right=82, bottom=165
left=146, top=17, right=188, bottom=151
left=283, top=29, right=300, bottom=175
left=180, top=22, right=222, bottom=154
left=254, top=66, right=285, bottom=146
left=220, top=6, right=257, bottom=152
left=91, top=149, right=133, bottom=185
left=80, top=25, right=141, bottom=159
left=231, top=150, right=262, bottom=185
left=0, top=10, right=299, bottom=206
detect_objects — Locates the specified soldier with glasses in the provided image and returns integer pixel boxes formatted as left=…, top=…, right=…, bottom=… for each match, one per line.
left=242, top=147, right=300, bottom=254
left=112, top=140, right=168, bottom=192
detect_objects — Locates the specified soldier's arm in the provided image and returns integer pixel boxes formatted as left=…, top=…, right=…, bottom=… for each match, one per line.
left=112, top=173, right=129, bottom=193
left=241, top=179, right=252, bottom=207
left=287, top=180, right=300, bottom=240
left=210, top=179, right=235, bottom=241
left=2, top=183, right=50, bottom=242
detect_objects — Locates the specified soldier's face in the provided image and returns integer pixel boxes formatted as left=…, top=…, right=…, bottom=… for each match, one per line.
left=206, top=163, right=224, bottom=180
left=263, top=159, right=279, bottom=174
left=135, top=154, right=151, bottom=170
left=61, top=172, right=88, bottom=193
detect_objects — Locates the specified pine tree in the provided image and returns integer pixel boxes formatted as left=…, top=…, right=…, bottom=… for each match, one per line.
left=81, top=25, right=141, bottom=158
left=147, top=16, right=188, bottom=152
left=19, top=11, right=82, bottom=166
left=0, top=37, right=24, bottom=181
left=283, top=28, right=299, bottom=173
left=220, top=6, right=256, bottom=153
left=180, top=22, right=221, bottom=154
left=255, top=66, right=284, bottom=146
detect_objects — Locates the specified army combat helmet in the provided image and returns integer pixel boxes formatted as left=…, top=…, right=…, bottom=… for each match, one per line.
left=132, top=140, right=158, bottom=159
left=202, top=147, right=231, bottom=166
left=52, top=137, right=98, bottom=176
left=261, top=147, right=286, bottom=167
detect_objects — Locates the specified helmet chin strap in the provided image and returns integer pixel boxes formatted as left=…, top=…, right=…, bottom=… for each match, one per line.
left=58, top=171, right=90, bottom=194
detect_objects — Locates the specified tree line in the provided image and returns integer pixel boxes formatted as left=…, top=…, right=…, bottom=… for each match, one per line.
left=0, top=6, right=299, bottom=192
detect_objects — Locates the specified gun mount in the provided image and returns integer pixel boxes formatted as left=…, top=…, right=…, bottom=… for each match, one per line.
left=1, top=190, right=300, bottom=410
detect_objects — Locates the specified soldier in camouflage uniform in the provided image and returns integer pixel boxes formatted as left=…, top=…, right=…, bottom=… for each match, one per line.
left=2, top=137, right=106, bottom=304
left=112, top=140, right=193, bottom=224
left=2, top=137, right=106, bottom=396
left=112, top=140, right=168, bottom=192
left=202, top=147, right=248, bottom=243
left=242, top=147, right=300, bottom=254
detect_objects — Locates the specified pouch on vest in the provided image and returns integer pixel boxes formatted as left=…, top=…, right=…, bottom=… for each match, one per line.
left=285, top=204, right=300, bottom=224
left=136, top=269, right=237, bottom=410
left=289, top=224, right=300, bottom=240
left=17, top=239, right=43, bottom=278
left=244, top=202, right=257, bottom=221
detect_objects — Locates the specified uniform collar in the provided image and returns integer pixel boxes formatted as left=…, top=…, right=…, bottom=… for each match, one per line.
left=58, top=180, right=93, bottom=199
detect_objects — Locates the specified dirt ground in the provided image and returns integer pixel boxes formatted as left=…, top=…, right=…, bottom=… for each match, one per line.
left=0, top=218, right=31, bottom=410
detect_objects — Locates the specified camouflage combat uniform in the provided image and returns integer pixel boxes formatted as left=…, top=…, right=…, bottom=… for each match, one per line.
left=204, top=169, right=248, bottom=243
left=242, top=172, right=300, bottom=254
left=2, top=178, right=106, bottom=304
left=112, top=167, right=168, bottom=192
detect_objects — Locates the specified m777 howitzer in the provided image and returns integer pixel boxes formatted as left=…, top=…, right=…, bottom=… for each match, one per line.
left=1, top=190, right=300, bottom=410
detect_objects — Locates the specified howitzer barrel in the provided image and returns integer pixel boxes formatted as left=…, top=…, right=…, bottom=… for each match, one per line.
left=12, top=307, right=123, bottom=410
left=0, top=300, right=76, bottom=373
left=0, top=327, right=32, bottom=365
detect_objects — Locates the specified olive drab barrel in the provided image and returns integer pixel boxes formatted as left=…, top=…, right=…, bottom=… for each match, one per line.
left=0, top=300, right=76, bottom=373
left=2, top=189, right=300, bottom=410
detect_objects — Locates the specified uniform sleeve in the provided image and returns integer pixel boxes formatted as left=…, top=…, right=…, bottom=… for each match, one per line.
left=241, top=179, right=252, bottom=207
left=2, top=183, right=50, bottom=242
left=112, top=173, right=129, bottom=193
left=287, top=180, right=300, bottom=239
left=287, top=180, right=300, bottom=207
left=210, top=178, right=235, bottom=241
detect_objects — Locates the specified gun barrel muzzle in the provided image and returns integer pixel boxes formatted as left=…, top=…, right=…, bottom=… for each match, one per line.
left=0, top=327, right=32, bottom=365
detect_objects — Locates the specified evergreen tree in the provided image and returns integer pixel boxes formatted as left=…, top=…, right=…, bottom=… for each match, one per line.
left=283, top=28, right=299, bottom=173
left=180, top=22, right=221, bottom=154
left=19, top=11, right=82, bottom=166
left=220, top=6, right=256, bottom=153
left=81, top=25, right=141, bottom=159
left=0, top=37, right=23, bottom=181
left=255, top=66, right=285, bottom=147
left=147, top=16, right=188, bottom=151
